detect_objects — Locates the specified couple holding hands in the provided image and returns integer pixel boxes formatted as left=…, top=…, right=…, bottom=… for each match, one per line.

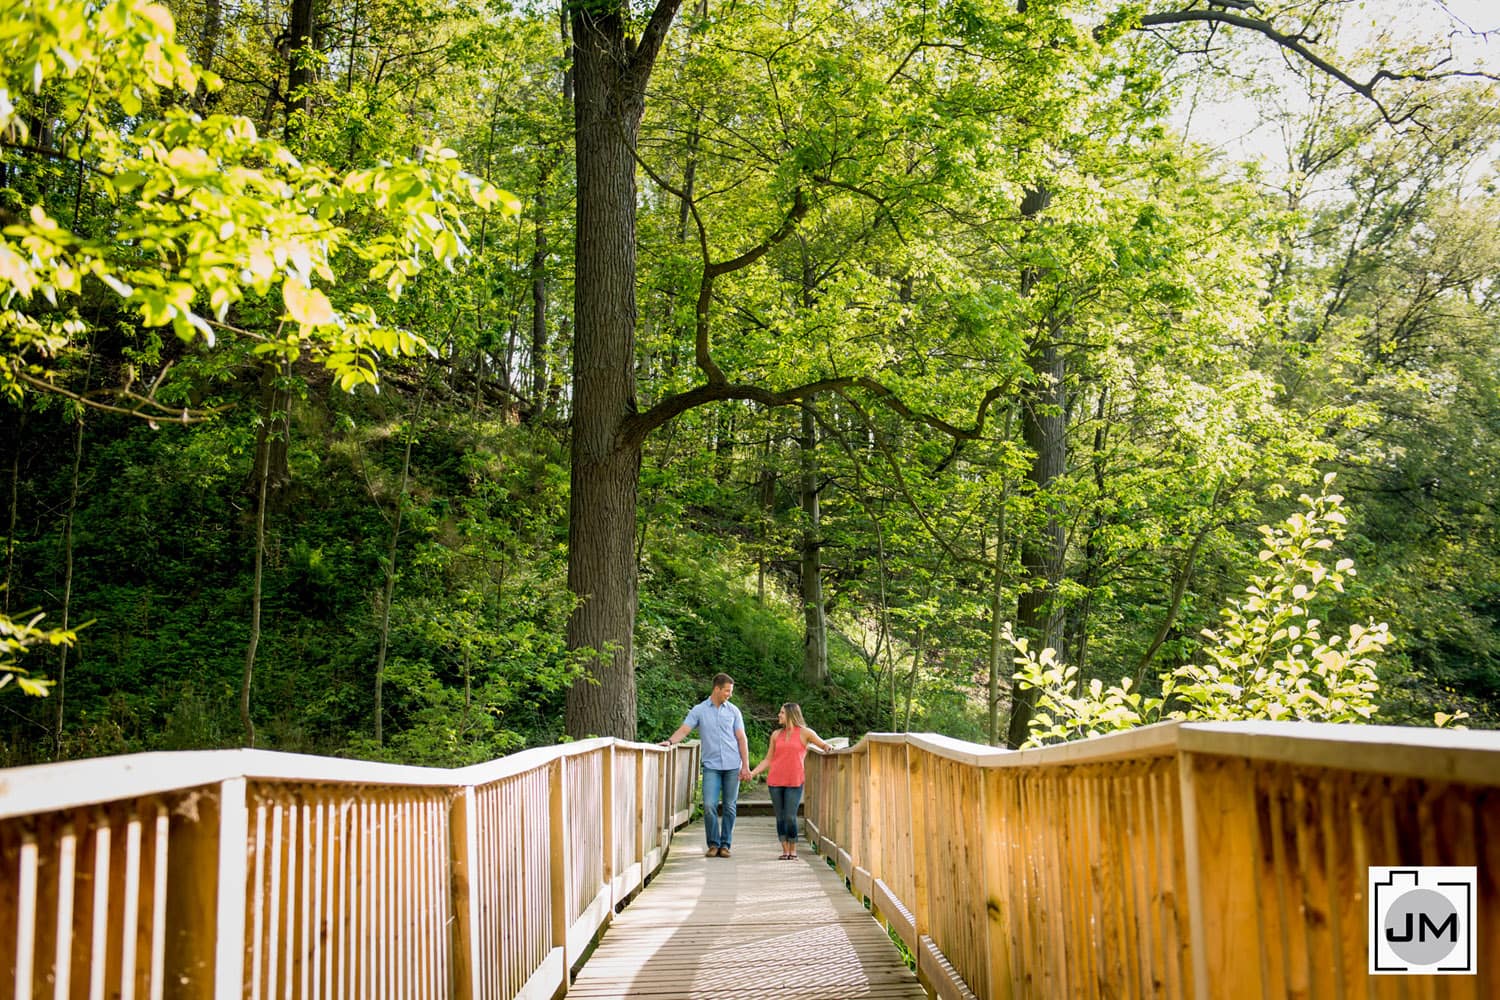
left=659, top=672, right=832, bottom=860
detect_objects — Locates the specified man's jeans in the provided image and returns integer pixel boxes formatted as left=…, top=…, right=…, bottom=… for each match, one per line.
left=702, top=767, right=740, bottom=849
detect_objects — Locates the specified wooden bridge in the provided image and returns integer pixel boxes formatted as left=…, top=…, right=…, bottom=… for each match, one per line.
left=1, top=722, right=1497, bottom=998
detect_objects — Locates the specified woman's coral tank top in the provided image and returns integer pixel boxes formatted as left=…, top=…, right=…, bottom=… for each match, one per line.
left=767, top=727, right=807, bottom=787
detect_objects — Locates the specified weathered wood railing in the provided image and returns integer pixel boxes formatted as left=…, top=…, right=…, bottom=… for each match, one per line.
left=0, top=738, right=699, bottom=999
left=804, top=722, right=1500, bottom=1000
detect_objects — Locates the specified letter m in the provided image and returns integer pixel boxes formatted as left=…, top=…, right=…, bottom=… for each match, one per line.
left=1419, top=912, right=1458, bottom=941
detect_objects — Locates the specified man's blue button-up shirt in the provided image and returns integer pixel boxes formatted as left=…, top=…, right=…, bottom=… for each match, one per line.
left=682, top=697, right=745, bottom=770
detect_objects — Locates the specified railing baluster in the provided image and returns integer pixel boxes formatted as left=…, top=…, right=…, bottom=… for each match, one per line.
left=312, top=800, right=324, bottom=1000
left=268, top=800, right=284, bottom=999
left=334, top=802, right=348, bottom=1000
left=53, top=824, right=77, bottom=1000
left=15, top=832, right=38, bottom=1000
left=412, top=800, right=425, bottom=1000
left=88, top=816, right=110, bottom=1000
left=299, top=801, right=311, bottom=1000
left=361, top=798, right=372, bottom=1000
left=213, top=778, right=249, bottom=1000
left=383, top=797, right=395, bottom=1000
left=120, top=812, right=142, bottom=1000
left=149, top=807, right=167, bottom=1000
left=251, top=799, right=267, bottom=1000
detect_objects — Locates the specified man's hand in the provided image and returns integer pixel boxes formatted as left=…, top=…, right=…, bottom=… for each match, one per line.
left=659, top=739, right=672, bottom=747
left=739, top=766, right=752, bottom=781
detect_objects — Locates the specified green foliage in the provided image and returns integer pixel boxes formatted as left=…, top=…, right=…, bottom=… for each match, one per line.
left=1, top=0, right=516, bottom=403
left=1, top=0, right=1495, bottom=764
left=1012, top=479, right=1391, bottom=746
left=0, top=596, right=72, bottom=696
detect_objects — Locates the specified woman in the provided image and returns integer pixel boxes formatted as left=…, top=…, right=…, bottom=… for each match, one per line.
left=748, top=702, right=832, bottom=859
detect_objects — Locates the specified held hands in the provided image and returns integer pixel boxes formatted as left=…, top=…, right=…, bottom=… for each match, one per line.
left=739, top=766, right=752, bottom=781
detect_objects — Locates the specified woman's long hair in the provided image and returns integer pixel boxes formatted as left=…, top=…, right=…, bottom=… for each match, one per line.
left=781, top=702, right=806, bottom=731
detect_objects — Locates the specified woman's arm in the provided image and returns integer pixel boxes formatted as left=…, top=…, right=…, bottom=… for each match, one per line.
left=748, top=729, right=780, bottom=779
left=802, top=728, right=833, bottom=752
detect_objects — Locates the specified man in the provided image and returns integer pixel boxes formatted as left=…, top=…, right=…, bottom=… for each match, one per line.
left=660, top=672, right=751, bottom=857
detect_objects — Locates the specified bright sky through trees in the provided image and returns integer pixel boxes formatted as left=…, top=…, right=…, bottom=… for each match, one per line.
left=1174, top=0, right=1499, bottom=167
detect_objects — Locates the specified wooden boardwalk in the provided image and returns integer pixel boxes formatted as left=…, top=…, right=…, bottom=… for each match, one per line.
left=568, top=815, right=928, bottom=999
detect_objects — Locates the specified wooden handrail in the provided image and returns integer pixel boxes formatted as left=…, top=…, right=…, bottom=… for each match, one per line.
left=0, top=738, right=700, bottom=999
left=803, top=721, right=1500, bottom=1000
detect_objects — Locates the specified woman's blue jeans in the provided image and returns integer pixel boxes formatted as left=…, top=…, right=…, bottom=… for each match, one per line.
left=769, top=784, right=803, bottom=843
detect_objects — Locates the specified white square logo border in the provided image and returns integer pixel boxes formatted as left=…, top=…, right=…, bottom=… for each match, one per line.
left=1369, top=866, right=1478, bottom=975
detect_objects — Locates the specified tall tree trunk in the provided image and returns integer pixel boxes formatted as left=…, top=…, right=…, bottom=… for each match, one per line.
left=1006, top=329, right=1067, bottom=748
left=373, top=390, right=422, bottom=745
left=986, top=405, right=1015, bottom=746
left=986, top=511, right=1008, bottom=746
left=54, top=380, right=90, bottom=759
left=242, top=364, right=290, bottom=747
left=558, top=0, right=574, bottom=104
left=714, top=406, right=735, bottom=474
left=286, top=0, right=317, bottom=135
left=799, top=405, right=828, bottom=685
left=755, top=434, right=776, bottom=606
left=242, top=416, right=271, bottom=749
left=193, top=0, right=223, bottom=110
left=674, top=0, right=706, bottom=242
left=252, top=367, right=292, bottom=504
left=529, top=185, right=550, bottom=419
left=1133, top=523, right=1212, bottom=688
left=902, top=630, right=923, bottom=732
left=1067, top=386, right=1110, bottom=676
left=1004, top=185, right=1068, bottom=749
left=564, top=1, right=676, bottom=739
left=3, top=409, right=23, bottom=613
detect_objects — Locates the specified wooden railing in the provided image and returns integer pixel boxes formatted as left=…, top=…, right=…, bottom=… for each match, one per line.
left=0, top=738, right=699, bottom=999
left=804, top=722, right=1500, bottom=1000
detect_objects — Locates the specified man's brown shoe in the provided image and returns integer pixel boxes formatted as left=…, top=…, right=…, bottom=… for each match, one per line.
left=706, top=847, right=719, bottom=857
left=718, top=847, right=731, bottom=858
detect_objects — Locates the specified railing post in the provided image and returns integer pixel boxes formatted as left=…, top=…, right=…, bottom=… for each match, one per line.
left=866, top=745, right=883, bottom=881
left=601, top=744, right=616, bottom=895
left=1178, top=751, right=1208, bottom=1000
left=850, top=747, right=865, bottom=881
left=636, top=749, right=647, bottom=872
left=979, top=767, right=1013, bottom=999
left=549, top=759, right=569, bottom=993
left=213, top=777, right=248, bottom=1000
left=907, top=744, right=931, bottom=941
left=662, top=747, right=674, bottom=846
left=449, top=786, right=481, bottom=1000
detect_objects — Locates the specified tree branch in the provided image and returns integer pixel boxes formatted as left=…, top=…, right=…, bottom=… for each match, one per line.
left=11, top=368, right=231, bottom=424
left=635, top=138, right=808, bottom=385
left=620, top=376, right=854, bottom=449
left=621, top=372, right=1011, bottom=453
left=629, top=0, right=687, bottom=90
left=1118, top=7, right=1499, bottom=126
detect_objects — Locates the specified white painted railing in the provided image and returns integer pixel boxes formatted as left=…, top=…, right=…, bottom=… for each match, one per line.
left=0, top=738, right=699, bottom=999
left=805, top=721, right=1500, bottom=1000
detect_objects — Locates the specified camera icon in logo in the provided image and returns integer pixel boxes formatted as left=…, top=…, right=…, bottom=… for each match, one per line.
left=1369, top=867, right=1477, bottom=975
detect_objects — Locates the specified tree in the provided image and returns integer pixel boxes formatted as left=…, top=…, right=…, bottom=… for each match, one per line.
left=1011, top=481, right=1391, bottom=746
left=1, top=0, right=510, bottom=713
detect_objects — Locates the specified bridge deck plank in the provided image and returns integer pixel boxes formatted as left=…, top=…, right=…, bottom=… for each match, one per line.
left=568, top=816, right=927, bottom=999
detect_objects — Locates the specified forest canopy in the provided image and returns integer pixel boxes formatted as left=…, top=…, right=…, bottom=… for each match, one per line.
left=0, top=0, right=1496, bottom=763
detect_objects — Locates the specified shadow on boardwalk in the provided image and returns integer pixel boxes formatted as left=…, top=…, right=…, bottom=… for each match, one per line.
left=568, top=815, right=927, bottom=999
